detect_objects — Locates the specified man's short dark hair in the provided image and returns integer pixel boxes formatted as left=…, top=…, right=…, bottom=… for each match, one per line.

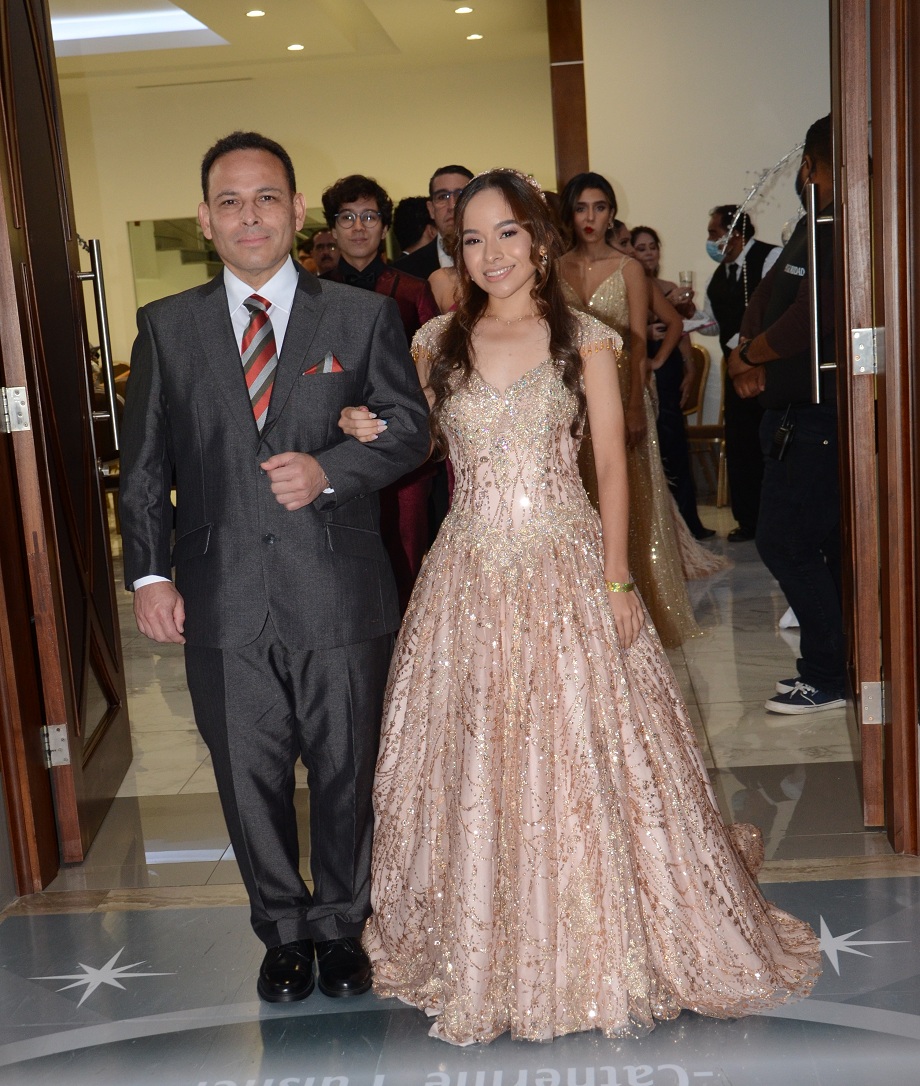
left=428, top=164, right=474, bottom=198
left=200, top=131, right=297, bottom=201
left=393, top=196, right=434, bottom=251
left=710, top=204, right=756, bottom=241
left=321, top=174, right=393, bottom=229
left=804, top=114, right=832, bottom=168
left=296, top=238, right=312, bottom=255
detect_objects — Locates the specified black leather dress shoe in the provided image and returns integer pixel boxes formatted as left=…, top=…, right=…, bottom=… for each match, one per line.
left=693, top=527, right=716, bottom=540
left=257, top=939, right=315, bottom=1003
left=728, top=527, right=755, bottom=543
left=315, top=937, right=372, bottom=998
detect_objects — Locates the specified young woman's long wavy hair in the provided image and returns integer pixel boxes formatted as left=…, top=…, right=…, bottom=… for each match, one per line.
left=427, top=169, right=585, bottom=457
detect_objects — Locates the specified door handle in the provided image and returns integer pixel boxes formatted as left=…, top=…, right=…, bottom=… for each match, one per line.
left=805, top=183, right=836, bottom=405
left=77, top=237, right=119, bottom=453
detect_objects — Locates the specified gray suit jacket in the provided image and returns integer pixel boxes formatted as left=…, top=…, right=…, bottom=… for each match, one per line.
left=119, top=266, right=430, bottom=650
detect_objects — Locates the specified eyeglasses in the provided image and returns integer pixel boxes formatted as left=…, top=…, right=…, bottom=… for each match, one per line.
left=334, top=210, right=383, bottom=228
left=431, top=188, right=465, bottom=205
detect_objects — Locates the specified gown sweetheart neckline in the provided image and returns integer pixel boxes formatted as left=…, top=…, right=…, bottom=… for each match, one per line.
left=471, top=358, right=553, bottom=398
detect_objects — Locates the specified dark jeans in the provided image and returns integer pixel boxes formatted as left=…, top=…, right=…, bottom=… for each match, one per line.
left=756, top=403, right=844, bottom=694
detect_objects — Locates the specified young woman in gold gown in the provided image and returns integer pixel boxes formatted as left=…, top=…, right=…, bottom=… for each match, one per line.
left=339, top=170, right=819, bottom=1046
left=559, top=174, right=727, bottom=647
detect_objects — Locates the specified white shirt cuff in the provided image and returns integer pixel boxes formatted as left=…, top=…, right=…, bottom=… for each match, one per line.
left=133, top=575, right=171, bottom=591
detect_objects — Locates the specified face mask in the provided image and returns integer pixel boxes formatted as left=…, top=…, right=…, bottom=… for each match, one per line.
left=706, top=236, right=728, bottom=262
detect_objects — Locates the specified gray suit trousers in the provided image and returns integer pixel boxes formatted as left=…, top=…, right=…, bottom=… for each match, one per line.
left=185, top=620, right=393, bottom=946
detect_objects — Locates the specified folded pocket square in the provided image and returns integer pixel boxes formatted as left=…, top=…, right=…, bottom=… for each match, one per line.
left=303, top=352, right=344, bottom=375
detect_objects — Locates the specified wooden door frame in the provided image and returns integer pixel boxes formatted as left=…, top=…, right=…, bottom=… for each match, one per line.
left=831, top=0, right=884, bottom=826
left=869, top=0, right=920, bottom=852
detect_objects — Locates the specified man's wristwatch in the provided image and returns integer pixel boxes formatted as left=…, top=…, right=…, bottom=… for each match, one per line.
left=739, top=340, right=754, bottom=366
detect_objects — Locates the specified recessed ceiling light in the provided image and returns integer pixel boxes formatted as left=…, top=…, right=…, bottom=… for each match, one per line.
left=246, top=9, right=266, bottom=15
left=466, top=33, right=483, bottom=40
left=287, top=43, right=304, bottom=51
left=455, top=6, right=474, bottom=12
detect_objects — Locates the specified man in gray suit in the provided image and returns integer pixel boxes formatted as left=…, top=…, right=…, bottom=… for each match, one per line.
left=119, top=132, right=429, bottom=1003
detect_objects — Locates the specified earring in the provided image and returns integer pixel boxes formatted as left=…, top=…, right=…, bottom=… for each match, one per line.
left=538, top=245, right=548, bottom=267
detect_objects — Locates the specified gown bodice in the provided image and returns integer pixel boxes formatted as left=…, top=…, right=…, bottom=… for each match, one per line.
left=413, top=313, right=619, bottom=563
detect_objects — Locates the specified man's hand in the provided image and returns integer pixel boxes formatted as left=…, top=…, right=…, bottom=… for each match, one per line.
left=733, top=366, right=765, bottom=398
left=135, top=581, right=186, bottom=644
left=726, top=344, right=749, bottom=380
left=261, top=451, right=328, bottom=510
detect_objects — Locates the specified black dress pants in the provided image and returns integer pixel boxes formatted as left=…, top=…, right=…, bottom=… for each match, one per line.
left=724, top=370, right=765, bottom=533
left=185, top=619, right=393, bottom=947
left=654, top=347, right=706, bottom=535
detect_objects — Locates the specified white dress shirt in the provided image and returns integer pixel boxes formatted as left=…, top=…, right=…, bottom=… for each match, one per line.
left=436, top=235, right=454, bottom=269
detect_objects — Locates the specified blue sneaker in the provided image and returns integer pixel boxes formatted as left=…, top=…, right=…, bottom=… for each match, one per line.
left=775, top=677, right=799, bottom=694
left=765, top=681, right=845, bottom=714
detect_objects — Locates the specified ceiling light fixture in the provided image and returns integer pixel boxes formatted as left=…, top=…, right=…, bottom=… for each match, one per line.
left=455, top=6, right=474, bottom=12
left=287, top=43, right=305, bottom=51
left=466, top=33, right=483, bottom=40
left=246, top=9, right=266, bottom=16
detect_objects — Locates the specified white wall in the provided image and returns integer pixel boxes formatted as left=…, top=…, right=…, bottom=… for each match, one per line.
left=60, top=55, right=555, bottom=360
left=582, top=0, right=830, bottom=417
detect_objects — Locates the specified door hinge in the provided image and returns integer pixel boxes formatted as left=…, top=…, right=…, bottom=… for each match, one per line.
left=1, top=386, right=31, bottom=433
left=851, top=327, right=883, bottom=376
left=861, top=680, right=884, bottom=727
left=42, top=723, right=71, bottom=767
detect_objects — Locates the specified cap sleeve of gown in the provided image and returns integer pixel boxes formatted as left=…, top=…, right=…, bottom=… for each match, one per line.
left=411, top=312, right=454, bottom=367
left=574, top=309, right=623, bottom=360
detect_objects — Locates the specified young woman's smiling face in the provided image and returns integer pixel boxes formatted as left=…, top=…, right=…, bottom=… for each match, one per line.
left=461, top=188, right=537, bottom=301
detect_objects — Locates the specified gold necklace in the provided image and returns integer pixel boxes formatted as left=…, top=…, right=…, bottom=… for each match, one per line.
left=483, top=311, right=539, bottom=325
left=580, top=250, right=616, bottom=272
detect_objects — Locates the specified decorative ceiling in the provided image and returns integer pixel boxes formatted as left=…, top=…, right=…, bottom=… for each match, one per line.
left=50, top=1, right=549, bottom=88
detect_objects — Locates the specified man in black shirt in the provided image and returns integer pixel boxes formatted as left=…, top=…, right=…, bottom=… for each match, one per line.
left=728, top=115, right=843, bottom=715
left=704, top=207, right=780, bottom=542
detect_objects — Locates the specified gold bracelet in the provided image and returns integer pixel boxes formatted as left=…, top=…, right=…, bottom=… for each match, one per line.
left=605, top=580, right=635, bottom=593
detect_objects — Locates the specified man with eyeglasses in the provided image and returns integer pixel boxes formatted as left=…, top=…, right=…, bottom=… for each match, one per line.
left=392, top=163, right=474, bottom=280
left=321, top=174, right=439, bottom=611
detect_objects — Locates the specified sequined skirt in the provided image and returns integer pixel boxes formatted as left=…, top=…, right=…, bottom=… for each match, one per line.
left=363, top=505, right=820, bottom=1045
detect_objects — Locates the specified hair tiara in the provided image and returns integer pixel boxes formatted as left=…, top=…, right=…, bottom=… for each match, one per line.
left=474, top=167, right=546, bottom=203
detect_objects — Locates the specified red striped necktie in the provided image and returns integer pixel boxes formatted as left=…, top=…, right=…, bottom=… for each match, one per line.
left=241, top=293, right=277, bottom=430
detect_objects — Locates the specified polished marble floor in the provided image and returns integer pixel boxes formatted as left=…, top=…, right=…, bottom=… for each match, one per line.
left=3, top=507, right=920, bottom=1084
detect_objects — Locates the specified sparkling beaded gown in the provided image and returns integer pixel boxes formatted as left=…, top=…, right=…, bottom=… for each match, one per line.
left=562, top=263, right=729, bottom=647
left=362, top=312, right=820, bottom=1046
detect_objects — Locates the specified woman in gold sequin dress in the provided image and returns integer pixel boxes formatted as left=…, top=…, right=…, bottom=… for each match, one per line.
left=341, top=171, right=819, bottom=1046
left=558, top=175, right=727, bottom=646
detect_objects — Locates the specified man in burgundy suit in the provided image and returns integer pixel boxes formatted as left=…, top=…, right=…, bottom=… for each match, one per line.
left=321, top=174, right=438, bottom=610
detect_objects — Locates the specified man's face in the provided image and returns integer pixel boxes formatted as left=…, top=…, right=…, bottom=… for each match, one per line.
left=311, top=230, right=338, bottom=273
left=708, top=214, right=744, bottom=262
left=707, top=213, right=732, bottom=262
left=427, top=172, right=470, bottom=236
left=198, top=148, right=305, bottom=289
left=332, top=196, right=387, bottom=271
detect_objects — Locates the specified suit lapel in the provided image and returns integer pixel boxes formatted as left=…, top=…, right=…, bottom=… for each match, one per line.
left=261, top=271, right=327, bottom=439
left=192, top=273, right=259, bottom=440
